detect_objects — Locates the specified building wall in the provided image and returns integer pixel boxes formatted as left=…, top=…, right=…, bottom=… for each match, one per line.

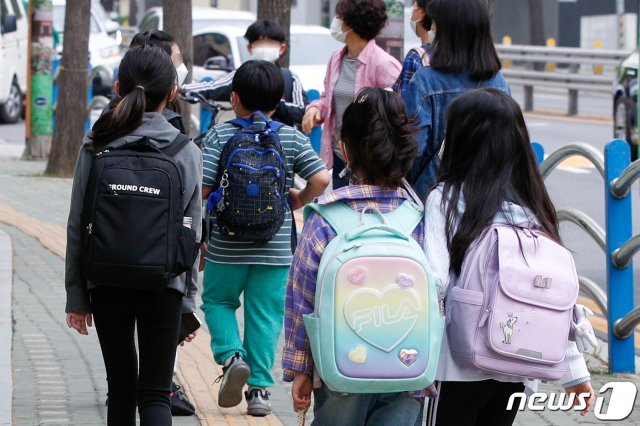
left=558, top=0, right=639, bottom=47
left=492, top=0, right=559, bottom=45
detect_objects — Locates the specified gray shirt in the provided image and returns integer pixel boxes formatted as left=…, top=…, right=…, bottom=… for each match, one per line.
left=332, top=55, right=359, bottom=156
left=65, top=113, right=203, bottom=314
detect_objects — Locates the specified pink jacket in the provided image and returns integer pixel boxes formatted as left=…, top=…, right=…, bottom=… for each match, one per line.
left=308, top=39, right=402, bottom=169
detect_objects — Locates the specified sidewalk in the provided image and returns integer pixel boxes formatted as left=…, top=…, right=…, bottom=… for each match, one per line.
left=1, top=151, right=640, bottom=425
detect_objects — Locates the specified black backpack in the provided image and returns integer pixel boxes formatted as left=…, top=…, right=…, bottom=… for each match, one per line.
left=81, top=134, right=199, bottom=289
left=206, top=112, right=288, bottom=242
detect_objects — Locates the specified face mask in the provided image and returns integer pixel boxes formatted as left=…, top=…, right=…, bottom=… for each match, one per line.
left=175, top=63, right=188, bottom=86
left=330, top=17, right=350, bottom=43
left=251, top=47, right=281, bottom=63
left=428, top=30, right=436, bottom=44
left=410, top=18, right=422, bottom=37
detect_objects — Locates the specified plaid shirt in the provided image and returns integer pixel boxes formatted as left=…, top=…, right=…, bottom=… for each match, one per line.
left=392, top=43, right=432, bottom=96
left=282, top=185, right=425, bottom=382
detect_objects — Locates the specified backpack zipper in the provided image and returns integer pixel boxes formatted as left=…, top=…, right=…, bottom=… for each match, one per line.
left=478, top=305, right=492, bottom=327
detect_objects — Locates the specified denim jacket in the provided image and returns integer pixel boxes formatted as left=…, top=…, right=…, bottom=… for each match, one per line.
left=402, top=68, right=510, bottom=199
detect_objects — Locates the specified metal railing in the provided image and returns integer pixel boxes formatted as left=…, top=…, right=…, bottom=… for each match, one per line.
left=496, top=44, right=630, bottom=115
left=534, top=139, right=640, bottom=373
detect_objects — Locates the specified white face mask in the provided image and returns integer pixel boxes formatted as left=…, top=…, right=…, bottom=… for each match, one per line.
left=175, top=63, right=188, bottom=86
left=251, top=47, right=281, bottom=63
left=330, top=17, right=350, bottom=43
left=428, top=30, right=436, bottom=44
left=410, top=18, right=422, bottom=37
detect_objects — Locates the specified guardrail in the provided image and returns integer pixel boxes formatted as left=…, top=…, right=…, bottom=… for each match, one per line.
left=534, top=139, right=640, bottom=373
left=496, top=44, right=631, bottom=115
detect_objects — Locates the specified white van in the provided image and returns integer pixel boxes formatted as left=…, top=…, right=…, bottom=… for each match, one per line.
left=0, top=0, right=27, bottom=123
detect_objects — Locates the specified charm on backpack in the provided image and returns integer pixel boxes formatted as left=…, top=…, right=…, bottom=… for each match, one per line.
left=208, top=112, right=287, bottom=242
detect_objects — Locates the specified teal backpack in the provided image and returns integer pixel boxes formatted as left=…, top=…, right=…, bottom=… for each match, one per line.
left=303, top=200, right=445, bottom=393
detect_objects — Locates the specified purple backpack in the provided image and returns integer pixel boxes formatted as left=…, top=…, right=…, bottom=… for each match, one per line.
left=446, top=224, right=579, bottom=380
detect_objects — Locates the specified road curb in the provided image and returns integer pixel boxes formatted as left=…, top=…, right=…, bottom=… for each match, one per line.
left=0, top=229, right=13, bottom=426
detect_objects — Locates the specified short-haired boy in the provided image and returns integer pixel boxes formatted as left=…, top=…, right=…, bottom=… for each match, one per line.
left=200, top=60, right=329, bottom=416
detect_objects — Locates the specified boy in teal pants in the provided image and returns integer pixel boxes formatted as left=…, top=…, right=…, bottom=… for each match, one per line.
left=200, top=60, right=329, bottom=416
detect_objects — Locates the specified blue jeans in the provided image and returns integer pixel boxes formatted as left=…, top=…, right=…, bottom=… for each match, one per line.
left=312, top=383, right=421, bottom=426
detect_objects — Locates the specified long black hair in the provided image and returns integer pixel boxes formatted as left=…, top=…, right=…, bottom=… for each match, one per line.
left=437, top=88, right=560, bottom=275
left=90, top=46, right=176, bottom=151
left=415, top=0, right=432, bottom=32
left=427, top=0, right=501, bottom=81
left=340, top=88, right=417, bottom=187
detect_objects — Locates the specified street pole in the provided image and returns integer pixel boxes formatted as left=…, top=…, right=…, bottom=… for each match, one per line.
left=23, top=0, right=55, bottom=159
left=616, top=0, right=624, bottom=49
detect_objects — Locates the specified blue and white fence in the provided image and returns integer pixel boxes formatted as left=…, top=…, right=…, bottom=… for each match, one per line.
left=534, top=139, right=640, bottom=373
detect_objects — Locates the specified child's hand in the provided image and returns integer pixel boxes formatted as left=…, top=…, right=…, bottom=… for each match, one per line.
left=289, top=188, right=305, bottom=212
left=565, top=381, right=595, bottom=416
left=66, top=312, right=93, bottom=335
left=179, top=330, right=198, bottom=347
left=292, top=372, right=312, bottom=412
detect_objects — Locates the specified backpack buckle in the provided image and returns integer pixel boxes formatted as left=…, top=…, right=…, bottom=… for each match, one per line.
left=534, top=275, right=552, bottom=289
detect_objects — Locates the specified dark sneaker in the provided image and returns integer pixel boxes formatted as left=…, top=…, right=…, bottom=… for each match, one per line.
left=214, top=353, right=250, bottom=408
left=245, top=388, right=271, bottom=417
left=170, top=381, right=195, bottom=416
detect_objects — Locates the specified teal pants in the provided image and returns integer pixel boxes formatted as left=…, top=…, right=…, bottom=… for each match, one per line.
left=201, top=261, right=289, bottom=388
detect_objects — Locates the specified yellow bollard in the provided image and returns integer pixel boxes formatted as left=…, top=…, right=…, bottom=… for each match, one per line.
left=593, top=40, right=603, bottom=74
left=546, top=38, right=556, bottom=71
left=502, top=35, right=512, bottom=68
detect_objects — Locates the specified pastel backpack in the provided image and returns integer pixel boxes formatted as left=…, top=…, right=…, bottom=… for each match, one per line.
left=303, top=200, right=445, bottom=393
left=446, top=223, right=579, bottom=380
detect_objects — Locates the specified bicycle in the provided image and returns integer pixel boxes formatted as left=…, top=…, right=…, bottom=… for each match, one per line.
left=180, top=91, right=233, bottom=146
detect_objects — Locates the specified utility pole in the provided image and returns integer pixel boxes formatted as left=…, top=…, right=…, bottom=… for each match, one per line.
left=24, top=0, right=55, bottom=159
left=616, top=0, right=625, bottom=49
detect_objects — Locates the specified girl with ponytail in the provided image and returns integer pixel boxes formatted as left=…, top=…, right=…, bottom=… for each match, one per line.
left=284, top=87, right=425, bottom=424
left=65, top=46, right=203, bottom=425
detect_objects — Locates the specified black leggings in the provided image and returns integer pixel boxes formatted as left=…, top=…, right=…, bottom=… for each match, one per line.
left=91, top=286, right=182, bottom=426
left=425, top=380, right=525, bottom=426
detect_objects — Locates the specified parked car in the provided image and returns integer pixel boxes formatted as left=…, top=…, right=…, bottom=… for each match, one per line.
left=138, top=6, right=255, bottom=33
left=613, top=51, right=638, bottom=161
left=53, top=0, right=122, bottom=95
left=0, top=0, right=28, bottom=123
left=192, top=24, right=342, bottom=93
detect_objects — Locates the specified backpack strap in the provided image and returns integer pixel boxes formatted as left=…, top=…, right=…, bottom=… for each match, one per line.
left=304, top=202, right=361, bottom=235
left=281, top=68, right=294, bottom=102
left=161, top=133, right=192, bottom=157
left=382, top=200, right=424, bottom=236
left=229, top=112, right=285, bottom=133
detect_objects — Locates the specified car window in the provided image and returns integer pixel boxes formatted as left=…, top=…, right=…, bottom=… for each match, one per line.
left=289, top=33, right=342, bottom=66
left=139, top=14, right=159, bottom=32
left=192, top=18, right=253, bottom=33
left=237, top=36, right=250, bottom=63
left=9, top=0, right=21, bottom=18
left=0, top=0, right=7, bottom=20
left=193, top=32, right=234, bottom=67
left=53, top=5, right=100, bottom=33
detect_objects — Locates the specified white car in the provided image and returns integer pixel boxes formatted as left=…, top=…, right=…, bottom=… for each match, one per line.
left=138, top=6, right=255, bottom=33
left=193, top=24, right=343, bottom=93
left=0, top=0, right=28, bottom=123
left=53, top=0, right=122, bottom=94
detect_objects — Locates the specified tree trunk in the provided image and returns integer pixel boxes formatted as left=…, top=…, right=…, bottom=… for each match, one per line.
left=258, top=0, right=293, bottom=68
left=45, top=0, right=90, bottom=177
left=163, top=0, right=192, bottom=134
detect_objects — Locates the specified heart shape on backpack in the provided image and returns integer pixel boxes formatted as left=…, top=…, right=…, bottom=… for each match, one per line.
left=398, top=349, right=418, bottom=367
left=343, top=285, right=421, bottom=353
